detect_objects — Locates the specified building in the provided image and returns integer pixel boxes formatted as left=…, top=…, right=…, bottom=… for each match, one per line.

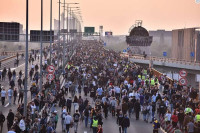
left=0, top=22, right=23, bottom=41
left=172, top=28, right=200, bottom=62
left=54, top=13, right=81, bottom=35
left=149, top=30, right=172, bottom=45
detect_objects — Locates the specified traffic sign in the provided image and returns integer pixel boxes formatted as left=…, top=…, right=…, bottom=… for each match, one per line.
left=127, top=47, right=130, bottom=50
left=47, top=65, right=55, bottom=73
left=163, top=52, right=167, bottom=57
left=179, top=78, right=187, bottom=86
left=46, top=73, right=55, bottom=81
left=104, top=43, right=106, bottom=46
left=190, top=52, right=194, bottom=57
left=123, top=49, right=127, bottom=52
left=179, top=69, right=187, bottom=77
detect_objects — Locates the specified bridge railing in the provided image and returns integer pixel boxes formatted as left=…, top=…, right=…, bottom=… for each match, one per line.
left=123, top=53, right=200, bottom=66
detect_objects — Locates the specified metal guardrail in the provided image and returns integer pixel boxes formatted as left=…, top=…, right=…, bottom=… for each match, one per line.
left=0, top=48, right=41, bottom=56
left=122, top=53, right=200, bottom=66
left=0, top=48, right=41, bottom=63
left=0, top=55, right=17, bottom=62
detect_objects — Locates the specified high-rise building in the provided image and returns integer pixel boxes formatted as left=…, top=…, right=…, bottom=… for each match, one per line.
left=0, top=22, right=23, bottom=41
left=172, top=28, right=200, bottom=62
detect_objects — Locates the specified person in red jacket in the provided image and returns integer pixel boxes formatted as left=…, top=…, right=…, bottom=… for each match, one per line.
left=171, top=111, right=178, bottom=128
left=97, top=125, right=103, bottom=133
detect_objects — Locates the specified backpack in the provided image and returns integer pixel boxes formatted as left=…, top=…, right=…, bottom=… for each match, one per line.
left=74, top=114, right=79, bottom=121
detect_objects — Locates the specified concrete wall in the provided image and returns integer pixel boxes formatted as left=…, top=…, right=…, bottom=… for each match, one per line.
left=172, top=28, right=200, bottom=62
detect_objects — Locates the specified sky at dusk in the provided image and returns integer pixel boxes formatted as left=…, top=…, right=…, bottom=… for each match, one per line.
left=0, top=0, right=200, bottom=35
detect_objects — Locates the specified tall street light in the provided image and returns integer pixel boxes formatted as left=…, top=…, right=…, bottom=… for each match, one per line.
left=68, top=7, right=79, bottom=42
left=50, top=0, right=53, bottom=64
left=61, top=3, right=79, bottom=68
left=24, top=0, right=29, bottom=117
left=39, top=0, right=43, bottom=91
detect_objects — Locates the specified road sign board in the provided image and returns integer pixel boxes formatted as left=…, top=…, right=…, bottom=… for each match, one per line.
left=179, top=78, right=187, bottom=86
left=47, top=65, right=55, bottom=73
left=84, top=27, right=95, bottom=33
left=127, top=47, right=130, bottom=50
left=104, top=43, right=106, bottom=46
left=123, top=49, right=127, bottom=52
left=46, top=73, right=55, bottom=81
left=163, top=52, right=167, bottom=57
left=179, top=69, right=187, bottom=77
left=190, top=52, right=194, bottom=57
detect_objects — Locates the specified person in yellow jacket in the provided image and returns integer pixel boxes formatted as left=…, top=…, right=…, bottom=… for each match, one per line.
left=195, top=112, right=200, bottom=123
left=91, top=117, right=98, bottom=133
left=184, top=106, right=193, bottom=114
left=151, top=78, right=155, bottom=86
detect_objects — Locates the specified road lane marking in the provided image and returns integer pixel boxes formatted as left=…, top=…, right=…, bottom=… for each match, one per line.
left=4, top=103, right=9, bottom=107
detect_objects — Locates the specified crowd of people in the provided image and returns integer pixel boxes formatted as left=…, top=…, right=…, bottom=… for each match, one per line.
left=0, top=44, right=65, bottom=133
left=59, top=40, right=200, bottom=133
left=0, top=40, right=200, bottom=133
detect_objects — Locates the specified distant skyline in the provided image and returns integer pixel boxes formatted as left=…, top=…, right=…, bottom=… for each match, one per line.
left=0, top=0, right=200, bottom=35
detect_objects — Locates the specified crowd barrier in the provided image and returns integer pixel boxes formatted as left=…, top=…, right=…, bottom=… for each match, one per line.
left=159, top=116, right=175, bottom=133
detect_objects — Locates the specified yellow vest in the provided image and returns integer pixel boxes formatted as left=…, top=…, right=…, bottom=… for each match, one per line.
left=142, top=76, right=145, bottom=80
left=196, top=115, right=200, bottom=122
left=67, top=65, right=70, bottom=69
left=92, top=119, right=98, bottom=127
left=185, top=108, right=191, bottom=114
left=143, top=70, right=147, bottom=74
left=151, top=79, right=155, bottom=86
left=138, top=75, right=141, bottom=78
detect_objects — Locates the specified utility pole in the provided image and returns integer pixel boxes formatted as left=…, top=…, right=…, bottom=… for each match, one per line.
left=50, top=0, right=52, bottom=64
left=58, top=0, right=61, bottom=67
left=62, top=0, right=66, bottom=70
left=24, top=0, right=29, bottom=117
left=39, top=0, right=43, bottom=91
left=66, top=4, right=69, bottom=61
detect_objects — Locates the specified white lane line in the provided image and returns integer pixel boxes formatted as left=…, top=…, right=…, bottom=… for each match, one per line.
left=4, top=103, right=9, bottom=107
left=11, top=63, right=25, bottom=71
left=84, top=132, right=87, bottom=133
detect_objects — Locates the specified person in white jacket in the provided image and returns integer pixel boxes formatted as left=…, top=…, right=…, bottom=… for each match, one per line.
left=19, top=116, right=25, bottom=132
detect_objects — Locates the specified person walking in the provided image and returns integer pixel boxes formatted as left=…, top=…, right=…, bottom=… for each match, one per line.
left=91, top=116, right=98, bottom=133
left=64, top=112, right=73, bottom=133
left=18, top=89, right=23, bottom=104
left=0, top=111, right=5, bottom=133
left=8, top=88, right=13, bottom=105
left=1, top=88, right=6, bottom=106
left=134, top=100, right=141, bottom=120
left=73, top=110, right=80, bottom=133
left=13, top=88, right=17, bottom=105
left=122, top=114, right=130, bottom=133
left=117, top=111, right=124, bottom=133
left=7, top=109, right=14, bottom=131
left=153, top=118, right=160, bottom=133
left=19, top=116, right=26, bottom=132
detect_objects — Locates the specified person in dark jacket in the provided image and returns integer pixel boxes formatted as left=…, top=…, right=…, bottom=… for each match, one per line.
left=7, top=109, right=15, bottom=131
left=153, top=118, right=160, bottom=133
left=117, top=111, right=124, bottom=133
left=0, top=111, right=5, bottom=133
left=122, top=114, right=130, bottom=133
left=134, top=100, right=141, bottom=120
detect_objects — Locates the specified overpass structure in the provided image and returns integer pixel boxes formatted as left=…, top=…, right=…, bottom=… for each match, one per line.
left=126, top=54, right=200, bottom=71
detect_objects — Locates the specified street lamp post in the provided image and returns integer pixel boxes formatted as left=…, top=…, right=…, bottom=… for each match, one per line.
left=58, top=0, right=61, bottom=67
left=39, top=0, right=43, bottom=91
left=50, top=0, right=52, bottom=65
left=62, top=0, right=66, bottom=70
left=24, top=0, right=29, bottom=117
